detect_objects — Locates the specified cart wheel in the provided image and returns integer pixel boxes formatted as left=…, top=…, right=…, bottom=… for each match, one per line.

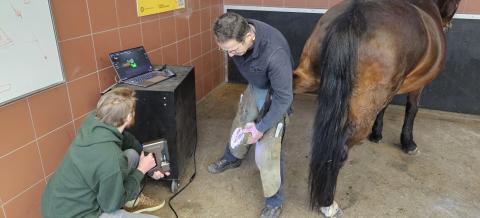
left=171, top=180, right=179, bottom=193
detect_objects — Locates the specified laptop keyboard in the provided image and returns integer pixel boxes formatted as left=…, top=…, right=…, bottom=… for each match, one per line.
left=129, top=72, right=157, bottom=83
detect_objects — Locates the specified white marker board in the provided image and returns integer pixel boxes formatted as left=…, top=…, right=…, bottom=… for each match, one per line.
left=0, top=0, right=64, bottom=106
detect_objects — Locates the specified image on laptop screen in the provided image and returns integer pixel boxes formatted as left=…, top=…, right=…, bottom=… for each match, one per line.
left=109, top=47, right=154, bottom=80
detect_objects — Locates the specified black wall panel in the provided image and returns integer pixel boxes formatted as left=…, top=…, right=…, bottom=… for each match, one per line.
left=226, top=9, right=480, bottom=115
left=391, top=19, right=480, bottom=115
left=227, top=9, right=322, bottom=83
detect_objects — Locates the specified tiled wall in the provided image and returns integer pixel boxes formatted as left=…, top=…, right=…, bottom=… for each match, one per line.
left=458, top=0, right=480, bottom=13
left=224, top=0, right=480, bottom=14
left=0, top=0, right=223, bottom=217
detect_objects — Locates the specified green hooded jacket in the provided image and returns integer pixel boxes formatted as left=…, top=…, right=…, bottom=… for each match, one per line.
left=41, top=112, right=144, bottom=218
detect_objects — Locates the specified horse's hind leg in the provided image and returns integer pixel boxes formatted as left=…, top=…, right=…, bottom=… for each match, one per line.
left=368, top=106, right=388, bottom=143
left=401, top=89, right=423, bottom=154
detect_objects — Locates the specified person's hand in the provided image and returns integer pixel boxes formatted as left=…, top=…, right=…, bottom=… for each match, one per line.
left=150, top=170, right=170, bottom=180
left=137, top=151, right=156, bottom=174
left=243, top=122, right=264, bottom=144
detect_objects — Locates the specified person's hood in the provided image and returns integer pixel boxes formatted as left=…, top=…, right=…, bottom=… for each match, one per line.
left=74, top=112, right=123, bottom=147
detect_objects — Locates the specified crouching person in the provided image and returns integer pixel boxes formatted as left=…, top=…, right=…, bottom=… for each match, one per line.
left=42, top=87, right=169, bottom=218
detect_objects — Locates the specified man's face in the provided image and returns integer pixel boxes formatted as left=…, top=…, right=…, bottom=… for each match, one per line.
left=217, top=32, right=255, bottom=57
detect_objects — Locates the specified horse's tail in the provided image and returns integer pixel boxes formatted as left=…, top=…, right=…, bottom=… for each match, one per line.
left=309, top=1, right=367, bottom=211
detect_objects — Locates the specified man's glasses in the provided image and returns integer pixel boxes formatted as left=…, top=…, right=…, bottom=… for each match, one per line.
left=218, top=40, right=245, bottom=54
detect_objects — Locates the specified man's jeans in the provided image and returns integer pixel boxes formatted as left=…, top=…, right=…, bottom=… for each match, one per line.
left=100, top=209, right=158, bottom=218
left=124, top=149, right=140, bottom=171
left=99, top=149, right=159, bottom=218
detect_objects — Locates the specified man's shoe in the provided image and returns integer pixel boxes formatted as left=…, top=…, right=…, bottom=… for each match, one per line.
left=207, top=158, right=241, bottom=174
left=260, top=205, right=282, bottom=218
left=124, top=193, right=165, bottom=213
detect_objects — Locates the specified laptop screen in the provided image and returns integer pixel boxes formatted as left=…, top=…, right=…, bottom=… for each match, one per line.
left=109, top=46, right=154, bottom=80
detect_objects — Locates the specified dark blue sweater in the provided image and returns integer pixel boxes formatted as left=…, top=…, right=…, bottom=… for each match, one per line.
left=232, top=19, right=293, bottom=133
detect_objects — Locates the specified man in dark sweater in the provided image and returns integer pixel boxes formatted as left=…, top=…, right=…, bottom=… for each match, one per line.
left=208, top=12, right=293, bottom=218
left=42, top=87, right=168, bottom=218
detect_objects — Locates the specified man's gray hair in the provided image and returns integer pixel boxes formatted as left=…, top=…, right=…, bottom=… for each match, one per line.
left=213, top=12, right=251, bottom=43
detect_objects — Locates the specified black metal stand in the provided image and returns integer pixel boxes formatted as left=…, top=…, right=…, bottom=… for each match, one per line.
left=117, top=65, right=197, bottom=192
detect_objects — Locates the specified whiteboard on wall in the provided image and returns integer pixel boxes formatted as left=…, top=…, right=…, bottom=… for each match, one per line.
left=0, top=0, right=64, bottom=106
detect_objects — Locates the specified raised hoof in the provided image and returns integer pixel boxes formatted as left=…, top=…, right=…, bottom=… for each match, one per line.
left=368, top=133, right=383, bottom=143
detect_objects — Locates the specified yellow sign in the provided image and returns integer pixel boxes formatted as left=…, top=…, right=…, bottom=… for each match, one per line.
left=137, top=0, right=185, bottom=17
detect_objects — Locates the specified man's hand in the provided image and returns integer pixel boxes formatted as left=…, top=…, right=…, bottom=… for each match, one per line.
left=137, top=151, right=156, bottom=174
left=150, top=170, right=170, bottom=180
left=243, top=122, right=264, bottom=144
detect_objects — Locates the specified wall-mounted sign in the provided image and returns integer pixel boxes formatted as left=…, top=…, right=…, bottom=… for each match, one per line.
left=137, top=0, right=185, bottom=17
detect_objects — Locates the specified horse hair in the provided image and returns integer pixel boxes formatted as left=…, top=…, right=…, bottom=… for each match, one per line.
left=308, top=0, right=367, bottom=211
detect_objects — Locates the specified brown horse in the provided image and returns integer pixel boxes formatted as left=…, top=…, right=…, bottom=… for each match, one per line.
left=292, top=0, right=461, bottom=215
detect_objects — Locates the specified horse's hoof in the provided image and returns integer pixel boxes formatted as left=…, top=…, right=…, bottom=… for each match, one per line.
left=401, top=145, right=418, bottom=155
left=401, top=141, right=418, bottom=155
left=321, top=201, right=341, bottom=217
left=368, top=133, right=383, bottom=143
left=406, top=147, right=419, bottom=155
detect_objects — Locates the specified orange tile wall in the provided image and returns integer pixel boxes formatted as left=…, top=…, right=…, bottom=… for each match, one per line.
left=224, top=0, right=478, bottom=14
left=458, top=0, right=480, bottom=13
left=0, top=0, right=223, bottom=217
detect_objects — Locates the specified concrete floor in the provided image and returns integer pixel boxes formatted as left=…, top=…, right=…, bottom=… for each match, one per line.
left=144, top=83, right=480, bottom=218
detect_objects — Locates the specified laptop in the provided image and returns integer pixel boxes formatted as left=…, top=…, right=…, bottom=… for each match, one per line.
left=109, top=46, right=175, bottom=87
